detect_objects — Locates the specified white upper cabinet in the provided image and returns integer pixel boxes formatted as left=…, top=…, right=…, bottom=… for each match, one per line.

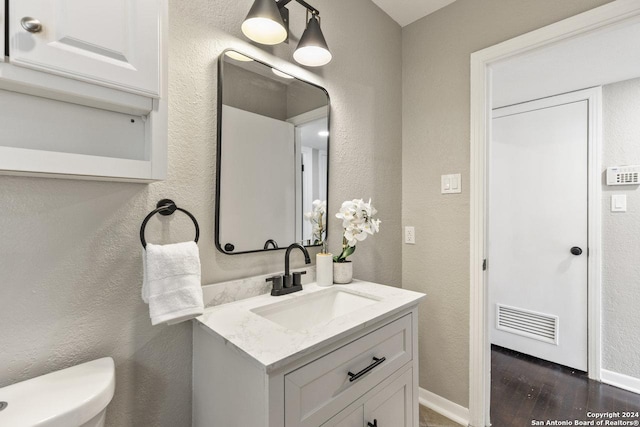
left=0, top=0, right=167, bottom=182
left=8, top=0, right=161, bottom=97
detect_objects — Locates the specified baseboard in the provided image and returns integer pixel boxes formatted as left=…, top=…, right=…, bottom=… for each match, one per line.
left=601, top=369, right=640, bottom=395
left=419, top=387, right=469, bottom=426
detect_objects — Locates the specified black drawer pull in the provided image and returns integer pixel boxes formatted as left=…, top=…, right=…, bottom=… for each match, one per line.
left=347, top=357, right=386, bottom=382
left=367, top=420, right=377, bottom=427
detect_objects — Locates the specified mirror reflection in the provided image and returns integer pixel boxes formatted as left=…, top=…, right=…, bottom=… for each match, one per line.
left=216, top=50, right=330, bottom=254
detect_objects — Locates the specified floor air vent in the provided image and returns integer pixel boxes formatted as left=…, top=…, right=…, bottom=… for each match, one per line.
left=496, top=304, right=558, bottom=345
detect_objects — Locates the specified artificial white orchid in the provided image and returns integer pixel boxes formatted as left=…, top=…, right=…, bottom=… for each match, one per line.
left=334, top=198, right=381, bottom=263
left=304, top=199, right=326, bottom=244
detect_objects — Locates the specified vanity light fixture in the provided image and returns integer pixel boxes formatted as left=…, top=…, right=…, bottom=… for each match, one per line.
left=293, top=11, right=332, bottom=67
left=242, top=0, right=332, bottom=67
left=318, top=130, right=329, bottom=137
left=241, top=0, right=288, bottom=45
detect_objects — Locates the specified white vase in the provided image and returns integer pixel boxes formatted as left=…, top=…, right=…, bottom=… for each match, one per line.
left=333, top=261, right=353, bottom=284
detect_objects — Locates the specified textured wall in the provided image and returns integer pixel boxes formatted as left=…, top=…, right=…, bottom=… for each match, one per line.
left=401, top=0, right=612, bottom=407
left=0, top=1, right=402, bottom=426
left=602, top=77, right=640, bottom=379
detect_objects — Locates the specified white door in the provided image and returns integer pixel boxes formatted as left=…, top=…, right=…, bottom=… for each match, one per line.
left=301, top=146, right=313, bottom=243
left=319, top=150, right=328, bottom=201
left=9, top=0, right=162, bottom=96
left=219, top=105, right=295, bottom=253
left=489, top=94, right=588, bottom=371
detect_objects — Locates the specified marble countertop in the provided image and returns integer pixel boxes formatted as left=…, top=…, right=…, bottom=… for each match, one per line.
left=194, top=280, right=426, bottom=373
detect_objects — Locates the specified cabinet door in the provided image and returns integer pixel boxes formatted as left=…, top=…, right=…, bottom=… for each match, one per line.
left=321, top=406, right=363, bottom=427
left=8, top=0, right=162, bottom=97
left=364, top=368, right=414, bottom=427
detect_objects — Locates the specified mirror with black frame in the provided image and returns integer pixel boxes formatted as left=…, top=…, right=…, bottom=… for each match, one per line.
left=215, top=49, right=330, bottom=255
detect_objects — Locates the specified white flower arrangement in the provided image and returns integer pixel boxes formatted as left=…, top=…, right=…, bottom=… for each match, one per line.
left=334, top=198, right=381, bottom=263
left=304, top=199, right=326, bottom=245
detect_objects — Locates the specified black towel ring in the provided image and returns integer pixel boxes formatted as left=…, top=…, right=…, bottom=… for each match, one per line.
left=140, top=199, right=200, bottom=249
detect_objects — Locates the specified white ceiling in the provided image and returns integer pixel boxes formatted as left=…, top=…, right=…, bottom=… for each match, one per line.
left=371, top=0, right=457, bottom=27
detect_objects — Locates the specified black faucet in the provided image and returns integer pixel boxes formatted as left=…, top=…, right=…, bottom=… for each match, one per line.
left=284, top=243, right=311, bottom=285
left=266, top=243, right=311, bottom=296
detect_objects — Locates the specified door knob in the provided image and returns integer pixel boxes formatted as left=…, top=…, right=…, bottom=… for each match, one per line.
left=21, top=17, right=43, bottom=33
left=570, top=246, right=583, bottom=256
left=367, top=420, right=377, bottom=427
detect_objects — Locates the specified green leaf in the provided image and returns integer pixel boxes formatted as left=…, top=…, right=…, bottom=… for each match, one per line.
left=334, top=245, right=355, bottom=262
left=343, top=245, right=355, bottom=259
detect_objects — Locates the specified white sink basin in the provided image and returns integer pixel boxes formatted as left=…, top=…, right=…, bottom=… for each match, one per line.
left=251, top=287, right=380, bottom=332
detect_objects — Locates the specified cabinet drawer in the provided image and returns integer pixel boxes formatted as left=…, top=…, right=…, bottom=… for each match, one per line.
left=285, top=314, right=412, bottom=427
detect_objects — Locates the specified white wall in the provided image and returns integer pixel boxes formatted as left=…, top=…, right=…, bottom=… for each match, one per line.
left=602, top=77, right=640, bottom=380
left=0, top=1, right=402, bottom=426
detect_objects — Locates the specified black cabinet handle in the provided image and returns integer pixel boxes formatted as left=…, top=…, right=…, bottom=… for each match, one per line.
left=347, top=357, right=386, bottom=382
left=367, top=420, right=377, bottom=427
left=570, top=246, right=583, bottom=256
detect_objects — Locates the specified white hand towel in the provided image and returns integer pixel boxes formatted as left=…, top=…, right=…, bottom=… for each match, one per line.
left=142, top=241, right=204, bottom=326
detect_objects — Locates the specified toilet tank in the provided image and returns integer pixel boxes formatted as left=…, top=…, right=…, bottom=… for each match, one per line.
left=0, top=357, right=115, bottom=427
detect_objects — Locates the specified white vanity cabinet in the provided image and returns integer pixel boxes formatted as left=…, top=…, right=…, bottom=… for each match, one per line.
left=0, top=0, right=167, bottom=182
left=193, top=283, right=424, bottom=427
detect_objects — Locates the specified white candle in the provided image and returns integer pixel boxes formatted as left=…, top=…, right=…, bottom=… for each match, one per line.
left=316, top=253, right=334, bottom=287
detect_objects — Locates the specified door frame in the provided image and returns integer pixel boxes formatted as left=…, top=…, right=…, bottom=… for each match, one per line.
left=469, top=2, right=640, bottom=426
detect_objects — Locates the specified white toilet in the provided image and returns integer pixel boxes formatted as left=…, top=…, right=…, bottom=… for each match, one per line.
left=0, top=357, right=115, bottom=427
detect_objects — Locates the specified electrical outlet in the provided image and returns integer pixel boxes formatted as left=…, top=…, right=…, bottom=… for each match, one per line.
left=404, top=226, right=415, bottom=244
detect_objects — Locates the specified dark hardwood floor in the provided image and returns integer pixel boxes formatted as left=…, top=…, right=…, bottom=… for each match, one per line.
left=491, top=345, right=640, bottom=426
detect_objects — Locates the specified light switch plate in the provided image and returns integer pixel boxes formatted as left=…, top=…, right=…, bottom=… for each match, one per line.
left=611, top=194, right=627, bottom=212
left=441, top=174, right=462, bottom=194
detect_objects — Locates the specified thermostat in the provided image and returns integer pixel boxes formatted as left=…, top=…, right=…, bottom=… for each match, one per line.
left=606, top=165, right=640, bottom=186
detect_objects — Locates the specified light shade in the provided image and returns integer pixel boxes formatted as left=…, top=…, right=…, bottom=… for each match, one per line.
left=293, top=14, right=332, bottom=67
left=241, top=0, right=287, bottom=45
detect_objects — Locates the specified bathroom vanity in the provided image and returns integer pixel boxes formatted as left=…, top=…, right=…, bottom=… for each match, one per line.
left=193, top=281, right=426, bottom=427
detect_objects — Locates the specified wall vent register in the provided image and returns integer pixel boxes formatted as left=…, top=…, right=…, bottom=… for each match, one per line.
left=606, top=165, right=640, bottom=185
left=496, top=304, right=558, bottom=345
